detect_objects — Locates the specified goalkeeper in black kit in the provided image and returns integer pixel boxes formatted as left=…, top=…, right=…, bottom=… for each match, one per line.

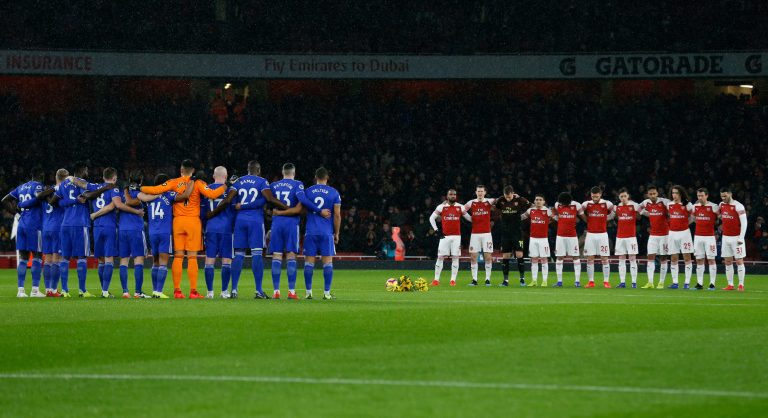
left=494, top=186, right=531, bottom=286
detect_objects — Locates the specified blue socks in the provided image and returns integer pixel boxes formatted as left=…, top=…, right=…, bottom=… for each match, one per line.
left=304, top=263, right=314, bottom=291
left=323, top=263, right=333, bottom=292
left=151, top=266, right=159, bottom=293
left=221, top=263, right=231, bottom=292
left=252, top=249, right=263, bottom=294
left=287, top=259, right=297, bottom=291
left=134, top=265, right=144, bottom=294
left=98, top=262, right=105, bottom=289
left=16, top=260, right=27, bottom=288
left=43, top=262, right=52, bottom=290
left=272, top=258, right=282, bottom=291
left=102, top=262, right=114, bottom=292
left=58, top=260, right=68, bottom=292
left=157, top=266, right=168, bottom=293
left=31, top=258, right=42, bottom=288
left=77, top=259, right=88, bottom=292
left=231, top=251, right=245, bottom=292
left=205, top=264, right=214, bottom=292
left=119, top=265, right=128, bottom=293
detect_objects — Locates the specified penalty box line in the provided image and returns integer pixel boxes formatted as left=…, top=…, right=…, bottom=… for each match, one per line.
left=0, top=372, right=765, bottom=399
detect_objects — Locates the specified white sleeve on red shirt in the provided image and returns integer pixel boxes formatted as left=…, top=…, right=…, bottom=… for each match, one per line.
left=487, top=198, right=496, bottom=205
left=709, top=202, right=720, bottom=214
left=685, top=202, right=695, bottom=212
left=433, top=203, right=445, bottom=216
left=463, top=200, right=474, bottom=213
left=639, top=199, right=649, bottom=210
left=546, top=208, right=553, bottom=217
left=574, top=201, right=583, bottom=214
left=521, top=208, right=531, bottom=220
left=429, top=212, right=440, bottom=231
left=604, top=199, right=614, bottom=211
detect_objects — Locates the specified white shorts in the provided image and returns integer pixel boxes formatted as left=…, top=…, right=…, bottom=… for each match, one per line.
left=469, top=233, right=493, bottom=253
left=528, top=237, right=550, bottom=258
left=614, top=237, right=639, bottom=256
left=437, top=235, right=461, bottom=257
left=647, top=235, right=669, bottom=256
left=584, top=232, right=610, bottom=257
left=668, top=230, right=693, bottom=254
left=555, top=236, right=580, bottom=257
left=693, top=235, right=717, bottom=259
left=721, top=235, right=746, bottom=259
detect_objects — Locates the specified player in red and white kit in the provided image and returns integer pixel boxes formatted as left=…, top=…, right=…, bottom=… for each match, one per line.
left=521, top=194, right=552, bottom=287
left=665, top=185, right=694, bottom=289
left=464, top=185, right=496, bottom=286
left=614, top=188, right=640, bottom=288
left=692, top=188, right=720, bottom=290
left=718, top=187, right=747, bottom=291
left=639, top=185, right=671, bottom=289
left=552, top=192, right=582, bottom=287
left=429, top=189, right=471, bottom=287
left=580, top=186, right=614, bottom=288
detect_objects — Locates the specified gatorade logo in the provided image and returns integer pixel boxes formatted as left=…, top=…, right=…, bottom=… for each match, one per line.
left=559, top=57, right=576, bottom=76
left=745, top=55, right=762, bottom=74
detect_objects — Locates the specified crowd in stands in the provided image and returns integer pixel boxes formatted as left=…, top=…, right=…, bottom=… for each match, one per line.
left=2, top=1, right=767, bottom=53
left=1, top=90, right=767, bottom=259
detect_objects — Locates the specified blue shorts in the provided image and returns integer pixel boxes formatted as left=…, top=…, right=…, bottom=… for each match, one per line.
left=93, top=226, right=118, bottom=258
left=16, top=227, right=41, bottom=252
left=119, top=230, right=147, bottom=258
left=149, top=233, right=173, bottom=256
left=269, top=221, right=300, bottom=254
left=42, top=230, right=60, bottom=254
left=205, top=232, right=233, bottom=259
left=234, top=218, right=264, bottom=250
left=60, top=226, right=90, bottom=258
left=303, top=234, right=336, bottom=257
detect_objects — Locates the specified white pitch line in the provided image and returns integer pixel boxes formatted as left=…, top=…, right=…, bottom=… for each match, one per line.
left=0, top=372, right=765, bottom=399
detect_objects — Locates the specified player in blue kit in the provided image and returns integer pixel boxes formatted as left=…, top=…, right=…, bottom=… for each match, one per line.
left=117, top=171, right=149, bottom=298
left=137, top=173, right=193, bottom=298
left=201, top=166, right=237, bottom=298
left=279, top=167, right=341, bottom=300
left=41, top=169, right=69, bottom=297
left=2, top=167, right=50, bottom=298
left=230, top=160, right=288, bottom=299
left=51, top=162, right=112, bottom=297
left=268, top=163, right=329, bottom=300
left=88, top=167, right=120, bottom=298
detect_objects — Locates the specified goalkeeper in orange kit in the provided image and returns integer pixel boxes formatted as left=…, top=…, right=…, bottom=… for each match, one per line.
left=140, top=160, right=226, bottom=298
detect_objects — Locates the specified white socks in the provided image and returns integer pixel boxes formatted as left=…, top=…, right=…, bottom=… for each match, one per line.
left=574, top=259, right=581, bottom=283
left=725, top=264, right=734, bottom=286
left=556, top=260, right=564, bottom=282
left=471, top=262, right=478, bottom=282
left=684, top=262, right=693, bottom=285
left=485, top=259, right=492, bottom=281
left=737, top=264, right=745, bottom=286
left=629, top=260, right=638, bottom=284
left=696, top=264, right=705, bottom=286
left=531, top=262, right=539, bottom=283
left=659, top=261, right=669, bottom=286
left=541, top=262, right=548, bottom=284
left=602, top=262, right=610, bottom=283
left=618, top=259, right=626, bottom=284
left=647, top=260, right=655, bottom=285
left=450, top=258, right=459, bottom=282
left=586, top=262, right=595, bottom=282
left=708, top=263, right=716, bottom=286
left=434, top=258, right=444, bottom=281
left=670, top=262, right=679, bottom=284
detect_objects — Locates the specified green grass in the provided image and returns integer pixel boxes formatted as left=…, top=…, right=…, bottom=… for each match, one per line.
left=1, top=268, right=767, bottom=418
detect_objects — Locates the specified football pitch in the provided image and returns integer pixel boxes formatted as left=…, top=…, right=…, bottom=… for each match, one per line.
left=1, top=268, right=767, bottom=418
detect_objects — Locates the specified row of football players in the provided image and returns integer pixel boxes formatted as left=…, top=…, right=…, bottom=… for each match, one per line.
left=2, top=161, right=342, bottom=299
left=430, top=184, right=748, bottom=291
